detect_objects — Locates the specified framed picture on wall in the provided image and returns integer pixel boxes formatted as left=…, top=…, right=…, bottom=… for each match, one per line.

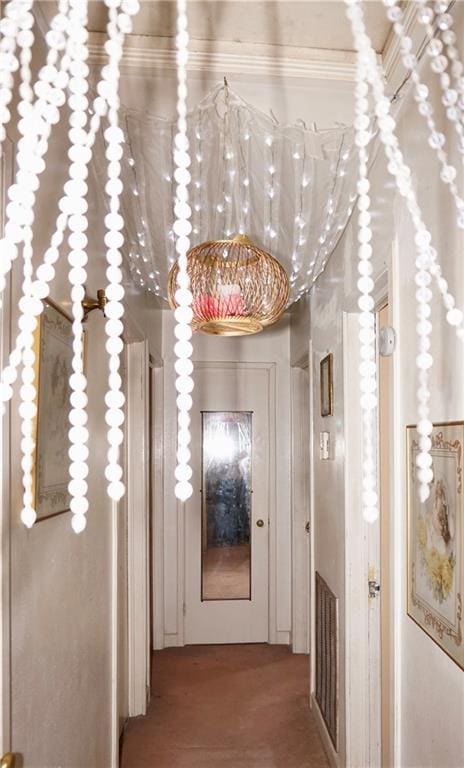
left=320, top=353, right=333, bottom=417
left=33, top=299, right=77, bottom=521
left=407, top=421, right=464, bottom=669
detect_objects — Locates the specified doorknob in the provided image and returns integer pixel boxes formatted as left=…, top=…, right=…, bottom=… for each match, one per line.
left=1, top=753, right=16, bottom=768
left=256, top=519, right=265, bottom=528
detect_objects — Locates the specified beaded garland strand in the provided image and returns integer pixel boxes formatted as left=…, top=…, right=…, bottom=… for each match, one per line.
left=347, top=0, right=464, bottom=514
left=0, top=0, right=140, bottom=531
left=173, top=0, right=194, bottom=502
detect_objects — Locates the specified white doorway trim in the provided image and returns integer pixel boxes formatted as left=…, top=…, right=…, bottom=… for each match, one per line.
left=110, top=499, right=120, bottom=768
left=0, top=136, right=14, bottom=757
left=343, top=311, right=370, bottom=768
left=152, top=364, right=164, bottom=650
left=389, top=239, right=403, bottom=768
left=126, top=340, right=150, bottom=716
left=343, top=257, right=398, bottom=768
left=291, top=359, right=311, bottom=654
left=158, top=359, right=288, bottom=647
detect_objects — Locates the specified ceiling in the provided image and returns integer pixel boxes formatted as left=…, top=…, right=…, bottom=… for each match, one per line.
left=40, top=1, right=393, bottom=55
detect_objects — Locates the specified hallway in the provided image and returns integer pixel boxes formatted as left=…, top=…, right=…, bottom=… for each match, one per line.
left=121, top=645, right=329, bottom=768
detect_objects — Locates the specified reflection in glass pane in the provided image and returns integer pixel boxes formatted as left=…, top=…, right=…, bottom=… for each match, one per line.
left=201, top=412, right=252, bottom=601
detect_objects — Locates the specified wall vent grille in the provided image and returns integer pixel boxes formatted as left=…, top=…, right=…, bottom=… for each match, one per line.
left=315, top=571, right=339, bottom=749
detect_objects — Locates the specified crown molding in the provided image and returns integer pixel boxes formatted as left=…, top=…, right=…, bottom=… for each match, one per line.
left=381, top=1, right=428, bottom=95
left=87, top=32, right=360, bottom=83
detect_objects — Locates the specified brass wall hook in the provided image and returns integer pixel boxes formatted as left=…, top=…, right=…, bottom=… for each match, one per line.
left=82, top=289, right=107, bottom=322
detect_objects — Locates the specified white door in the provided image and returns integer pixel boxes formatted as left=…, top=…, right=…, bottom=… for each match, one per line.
left=185, top=365, right=269, bottom=644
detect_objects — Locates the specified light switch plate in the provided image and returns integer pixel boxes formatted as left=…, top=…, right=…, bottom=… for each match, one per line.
left=320, top=431, right=330, bottom=460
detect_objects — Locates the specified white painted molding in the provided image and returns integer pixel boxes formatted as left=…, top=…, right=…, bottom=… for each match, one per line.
left=311, top=694, right=341, bottom=768
left=274, top=630, right=291, bottom=646
left=0, top=137, right=13, bottom=757
left=291, top=366, right=311, bottom=654
left=152, top=365, right=165, bottom=650
left=390, top=239, right=403, bottom=768
left=343, top=311, right=370, bottom=768
left=309, top=338, right=316, bottom=699
left=127, top=341, right=150, bottom=716
left=382, top=1, right=427, bottom=97
left=88, top=32, right=360, bottom=82
left=110, top=500, right=119, bottom=768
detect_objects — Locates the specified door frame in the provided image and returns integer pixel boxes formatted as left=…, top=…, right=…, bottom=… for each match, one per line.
left=125, top=339, right=150, bottom=716
left=183, top=363, right=272, bottom=645
left=0, top=137, right=14, bottom=757
left=158, top=359, right=283, bottom=647
left=343, top=248, right=401, bottom=767
left=291, top=357, right=311, bottom=654
left=343, top=310, right=370, bottom=768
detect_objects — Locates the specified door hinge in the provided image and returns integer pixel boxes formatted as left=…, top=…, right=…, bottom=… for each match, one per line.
left=368, top=579, right=380, bottom=599
left=305, top=521, right=310, bottom=533
left=183, top=602, right=186, bottom=616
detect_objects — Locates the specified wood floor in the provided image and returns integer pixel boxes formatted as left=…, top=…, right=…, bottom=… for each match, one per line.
left=121, top=644, right=329, bottom=768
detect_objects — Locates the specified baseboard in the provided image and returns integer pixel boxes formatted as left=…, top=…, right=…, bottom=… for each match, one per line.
left=272, top=630, right=291, bottom=645
left=163, top=633, right=184, bottom=648
left=310, top=693, right=340, bottom=768
left=119, top=717, right=129, bottom=765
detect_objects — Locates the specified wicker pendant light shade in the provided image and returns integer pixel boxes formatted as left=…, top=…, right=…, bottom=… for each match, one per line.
left=168, top=235, right=289, bottom=336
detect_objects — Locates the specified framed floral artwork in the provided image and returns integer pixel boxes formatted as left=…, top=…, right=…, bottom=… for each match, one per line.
left=407, top=421, right=463, bottom=669
left=320, top=353, right=333, bottom=417
left=33, top=299, right=76, bottom=521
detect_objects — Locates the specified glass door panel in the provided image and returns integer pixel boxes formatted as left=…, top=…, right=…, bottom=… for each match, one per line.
left=201, top=411, right=252, bottom=601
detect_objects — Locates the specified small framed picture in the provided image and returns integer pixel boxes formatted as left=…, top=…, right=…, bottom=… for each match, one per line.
left=407, top=421, right=464, bottom=669
left=320, top=353, right=333, bottom=417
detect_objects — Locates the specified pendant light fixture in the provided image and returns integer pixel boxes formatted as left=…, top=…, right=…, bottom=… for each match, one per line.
left=168, top=234, right=289, bottom=336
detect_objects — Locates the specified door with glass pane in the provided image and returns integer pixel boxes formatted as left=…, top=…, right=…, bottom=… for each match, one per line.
left=185, top=365, right=269, bottom=644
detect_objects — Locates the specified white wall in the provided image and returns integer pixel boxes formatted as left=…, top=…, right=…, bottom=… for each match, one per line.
left=309, top=11, right=464, bottom=766
left=290, top=293, right=310, bottom=367
left=158, top=311, right=292, bottom=647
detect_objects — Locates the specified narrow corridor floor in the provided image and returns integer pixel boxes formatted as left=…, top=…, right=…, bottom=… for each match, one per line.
left=121, top=644, right=329, bottom=768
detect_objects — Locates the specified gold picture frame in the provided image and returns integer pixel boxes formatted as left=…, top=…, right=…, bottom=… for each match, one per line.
left=407, top=421, right=463, bottom=669
left=320, top=353, right=333, bottom=417
left=32, top=299, right=79, bottom=521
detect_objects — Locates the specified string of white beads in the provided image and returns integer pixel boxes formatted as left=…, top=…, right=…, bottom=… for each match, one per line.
left=192, top=117, right=202, bottom=240
left=14, top=1, right=39, bottom=528
left=346, top=0, right=435, bottom=504
left=173, top=0, right=194, bottom=502
left=0, top=0, right=25, bottom=157
left=383, top=0, right=464, bottom=337
left=238, top=117, right=251, bottom=236
left=385, top=1, right=464, bottom=227
left=101, top=0, right=137, bottom=504
left=264, top=132, right=277, bottom=246
left=0, top=106, right=105, bottom=416
left=353, top=48, right=378, bottom=523
left=66, top=0, right=90, bottom=534
left=415, top=0, right=464, bottom=153
left=0, top=0, right=70, bottom=309
left=1, top=0, right=141, bottom=533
